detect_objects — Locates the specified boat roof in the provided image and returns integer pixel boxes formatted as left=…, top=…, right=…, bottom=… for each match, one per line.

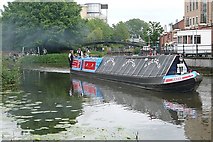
left=96, top=55, right=179, bottom=77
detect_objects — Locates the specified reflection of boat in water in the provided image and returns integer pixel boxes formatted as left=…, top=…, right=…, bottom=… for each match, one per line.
left=70, top=79, right=103, bottom=100
left=70, top=55, right=202, bottom=92
left=70, top=76, right=202, bottom=124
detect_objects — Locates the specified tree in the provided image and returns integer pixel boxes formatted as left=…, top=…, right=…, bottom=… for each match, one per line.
left=1, top=1, right=84, bottom=52
left=125, top=18, right=149, bottom=41
left=86, top=18, right=113, bottom=42
left=87, top=27, right=103, bottom=42
left=146, top=21, right=163, bottom=47
left=112, top=21, right=130, bottom=41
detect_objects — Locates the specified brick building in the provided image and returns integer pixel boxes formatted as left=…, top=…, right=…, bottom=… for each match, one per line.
left=184, top=0, right=212, bottom=29
left=160, top=19, right=185, bottom=53
left=160, top=0, right=213, bottom=55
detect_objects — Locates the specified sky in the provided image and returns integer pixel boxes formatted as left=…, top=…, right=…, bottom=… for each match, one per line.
left=0, top=0, right=184, bottom=28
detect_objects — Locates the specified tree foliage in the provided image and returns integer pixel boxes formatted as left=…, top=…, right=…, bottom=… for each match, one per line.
left=125, top=18, right=149, bottom=39
left=112, top=21, right=130, bottom=41
left=86, top=18, right=113, bottom=42
left=1, top=1, right=84, bottom=52
left=146, top=21, right=164, bottom=46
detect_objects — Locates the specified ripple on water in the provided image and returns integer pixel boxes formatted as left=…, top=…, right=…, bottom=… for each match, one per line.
left=34, top=119, right=42, bottom=122
left=31, top=111, right=46, bottom=114
left=55, top=118, right=62, bottom=120
left=8, top=96, right=18, bottom=99
left=45, top=119, right=54, bottom=122
left=56, top=104, right=63, bottom=108
left=25, top=103, right=40, bottom=107
left=15, top=115, right=34, bottom=119
left=33, top=106, right=41, bottom=109
left=35, top=101, right=43, bottom=104
left=54, top=124, right=71, bottom=128
left=61, top=118, right=69, bottom=121
left=20, top=106, right=32, bottom=110
left=35, top=127, right=49, bottom=131
left=71, top=109, right=79, bottom=112
left=59, top=121, right=70, bottom=124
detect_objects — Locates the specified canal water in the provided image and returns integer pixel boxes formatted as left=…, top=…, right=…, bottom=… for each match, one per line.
left=0, top=69, right=212, bottom=140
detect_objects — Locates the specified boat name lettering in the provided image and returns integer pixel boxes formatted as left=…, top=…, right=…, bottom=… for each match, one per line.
left=164, top=74, right=194, bottom=83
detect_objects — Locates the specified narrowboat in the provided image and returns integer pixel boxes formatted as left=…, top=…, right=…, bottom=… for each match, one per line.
left=70, top=55, right=202, bottom=93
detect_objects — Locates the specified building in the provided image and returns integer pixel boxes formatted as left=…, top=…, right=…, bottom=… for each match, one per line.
left=176, top=29, right=212, bottom=55
left=159, top=19, right=185, bottom=53
left=160, top=0, right=213, bottom=56
left=184, top=0, right=212, bottom=29
left=80, top=3, right=108, bottom=23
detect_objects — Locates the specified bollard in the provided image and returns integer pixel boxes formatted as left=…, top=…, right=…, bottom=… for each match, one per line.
left=183, top=45, right=185, bottom=56
left=196, top=44, right=198, bottom=57
left=212, top=43, right=213, bottom=57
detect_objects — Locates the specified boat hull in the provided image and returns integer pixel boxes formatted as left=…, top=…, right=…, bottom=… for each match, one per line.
left=70, top=69, right=202, bottom=93
left=70, top=55, right=202, bottom=93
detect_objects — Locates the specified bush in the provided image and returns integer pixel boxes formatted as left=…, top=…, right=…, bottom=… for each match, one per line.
left=133, top=47, right=141, bottom=55
left=2, top=57, right=21, bottom=91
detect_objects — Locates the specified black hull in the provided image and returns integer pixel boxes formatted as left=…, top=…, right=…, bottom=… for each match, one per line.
left=70, top=70, right=202, bottom=93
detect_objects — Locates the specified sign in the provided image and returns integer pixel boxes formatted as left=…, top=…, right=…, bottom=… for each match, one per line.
left=83, top=61, right=96, bottom=70
left=101, top=4, right=108, bottom=9
left=72, top=60, right=81, bottom=68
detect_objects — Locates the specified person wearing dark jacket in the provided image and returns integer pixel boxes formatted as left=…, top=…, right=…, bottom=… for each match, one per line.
left=68, top=50, right=74, bottom=68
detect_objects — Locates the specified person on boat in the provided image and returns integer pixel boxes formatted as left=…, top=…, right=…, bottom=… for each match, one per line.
left=83, top=50, right=89, bottom=58
left=68, top=50, right=74, bottom=68
left=77, top=48, right=83, bottom=58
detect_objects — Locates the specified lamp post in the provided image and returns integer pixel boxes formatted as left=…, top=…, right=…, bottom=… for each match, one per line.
left=195, top=24, right=198, bottom=57
left=211, top=20, right=213, bottom=57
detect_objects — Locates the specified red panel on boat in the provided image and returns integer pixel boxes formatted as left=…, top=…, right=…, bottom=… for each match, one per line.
left=83, top=61, right=96, bottom=70
left=72, top=60, right=81, bottom=68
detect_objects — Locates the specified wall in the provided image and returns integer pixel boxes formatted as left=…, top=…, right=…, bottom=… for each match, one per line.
left=184, top=57, right=213, bottom=68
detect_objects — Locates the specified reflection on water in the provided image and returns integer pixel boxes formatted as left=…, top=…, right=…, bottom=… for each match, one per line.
left=70, top=75, right=202, bottom=125
left=2, top=71, right=83, bottom=136
left=1, top=70, right=211, bottom=140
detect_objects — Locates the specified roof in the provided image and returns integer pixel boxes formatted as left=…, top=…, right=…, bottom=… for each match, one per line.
left=96, top=55, right=177, bottom=78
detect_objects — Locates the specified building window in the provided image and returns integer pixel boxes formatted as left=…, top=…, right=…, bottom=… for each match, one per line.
left=196, top=17, right=198, bottom=25
left=201, top=13, right=207, bottom=23
left=192, top=17, right=195, bottom=25
left=192, top=0, right=195, bottom=11
left=187, top=6, right=189, bottom=12
left=190, top=1, right=192, bottom=11
left=196, top=1, right=198, bottom=9
left=186, top=17, right=190, bottom=27
left=183, top=36, right=187, bottom=44
left=194, top=35, right=201, bottom=44
left=188, top=35, right=193, bottom=44
left=178, top=36, right=182, bottom=44
left=201, top=0, right=207, bottom=23
left=189, top=18, right=192, bottom=26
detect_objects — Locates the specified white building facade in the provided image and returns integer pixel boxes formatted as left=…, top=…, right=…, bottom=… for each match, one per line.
left=80, top=3, right=108, bottom=23
left=176, top=29, right=212, bottom=55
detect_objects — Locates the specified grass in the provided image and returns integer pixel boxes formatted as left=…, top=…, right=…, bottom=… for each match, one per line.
left=20, top=53, right=69, bottom=67
left=20, top=51, right=107, bottom=68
